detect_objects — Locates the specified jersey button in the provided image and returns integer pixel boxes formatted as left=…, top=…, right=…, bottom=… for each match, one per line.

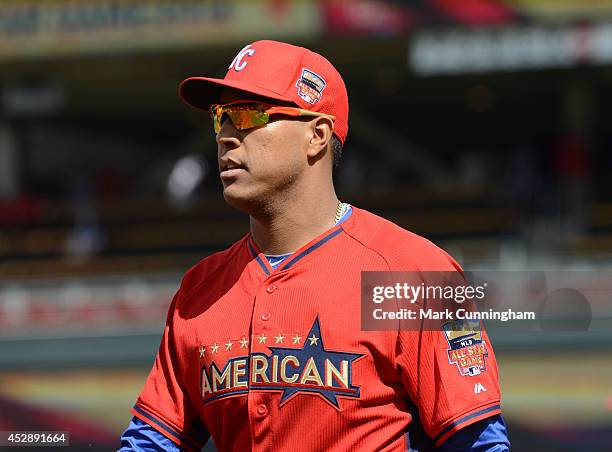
left=266, top=284, right=277, bottom=294
left=257, top=404, right=268, bottom=416
left=261, top=312, right=271, bottom=321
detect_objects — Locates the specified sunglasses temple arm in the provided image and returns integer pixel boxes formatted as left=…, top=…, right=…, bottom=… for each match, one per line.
left=297, top=109, right=336, bottom=120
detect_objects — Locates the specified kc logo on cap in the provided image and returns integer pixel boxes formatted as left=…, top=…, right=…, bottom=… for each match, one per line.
left=229, top=44, right=255, bottom=72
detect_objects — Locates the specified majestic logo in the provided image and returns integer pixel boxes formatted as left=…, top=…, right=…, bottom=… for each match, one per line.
left=443, top=319, right=488, bottom=377
left=200, top=318, right=363, bottom=409
left=229, top=44, right=255, bottom=72
left=296, top=68, right=327, bottom=104
left=474, top=382, right=487, bottom=394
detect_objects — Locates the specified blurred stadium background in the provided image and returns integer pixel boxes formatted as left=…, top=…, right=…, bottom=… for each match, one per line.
left=0, top=0, right=611, bottom=451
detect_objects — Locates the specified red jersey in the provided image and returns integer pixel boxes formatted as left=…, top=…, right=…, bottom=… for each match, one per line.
left=132, top=206, right=502, bottom=451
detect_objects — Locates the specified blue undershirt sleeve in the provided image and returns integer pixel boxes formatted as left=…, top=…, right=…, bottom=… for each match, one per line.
left=439, top=414, right=510, bottom=452
left=118, top=416, right=182, bottom=451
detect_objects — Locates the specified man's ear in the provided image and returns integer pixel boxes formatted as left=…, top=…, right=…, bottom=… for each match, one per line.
left=306, top=116, right=334, bottom=160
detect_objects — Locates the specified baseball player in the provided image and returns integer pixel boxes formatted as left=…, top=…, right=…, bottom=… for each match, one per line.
left=119, top=40, right=510, bottom=451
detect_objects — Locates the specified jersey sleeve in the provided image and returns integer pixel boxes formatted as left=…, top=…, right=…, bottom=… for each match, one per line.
left=131, top=293, right=210, bottom=452
left=396, top=320, right=502, bottom=446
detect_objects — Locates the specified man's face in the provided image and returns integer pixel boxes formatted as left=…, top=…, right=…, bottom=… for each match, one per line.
left=215, top=90, right=312, bottom=209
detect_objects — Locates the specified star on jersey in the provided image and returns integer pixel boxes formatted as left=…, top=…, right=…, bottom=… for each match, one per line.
left=239, top=337, right=249, bottom=348
left=267, top=317, right=364, bottom=408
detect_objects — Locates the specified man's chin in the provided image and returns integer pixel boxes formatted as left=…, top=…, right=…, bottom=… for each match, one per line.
left=222, top=186, right=257, bottom=212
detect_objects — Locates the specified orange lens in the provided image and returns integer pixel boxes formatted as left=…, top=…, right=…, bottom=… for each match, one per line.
left=211, top=105, right=223, bottom=133
left=211, top=103, right=270, bottom=133
left=228, top=109, right=269, bottom=131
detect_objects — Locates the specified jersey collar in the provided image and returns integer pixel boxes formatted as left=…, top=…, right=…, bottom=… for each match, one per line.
left=246, top=221, right=347, bottom=276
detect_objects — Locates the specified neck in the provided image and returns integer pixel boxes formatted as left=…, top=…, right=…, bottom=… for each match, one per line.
left=249, top=186, right=339, bottom=255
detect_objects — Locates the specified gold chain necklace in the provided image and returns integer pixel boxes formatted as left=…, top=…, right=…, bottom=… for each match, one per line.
left=334, top=201, right=345, bottom=224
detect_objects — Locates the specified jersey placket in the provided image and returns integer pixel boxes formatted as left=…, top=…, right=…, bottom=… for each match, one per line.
left=248, top=272, right=283, bottom=450
left=244, top=228, right=344, bottom=450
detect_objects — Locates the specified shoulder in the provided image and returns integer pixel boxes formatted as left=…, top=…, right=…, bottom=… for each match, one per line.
left=177, top=234, right=248, bottom=301
left=343, top=206, right=461, bottom=271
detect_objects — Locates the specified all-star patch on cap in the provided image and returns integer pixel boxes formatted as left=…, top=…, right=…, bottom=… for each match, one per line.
left=179, top=40, right=349, bottom=144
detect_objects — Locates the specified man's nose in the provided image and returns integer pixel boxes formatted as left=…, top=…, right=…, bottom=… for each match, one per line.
left=216, top=121, right=242, bottom=154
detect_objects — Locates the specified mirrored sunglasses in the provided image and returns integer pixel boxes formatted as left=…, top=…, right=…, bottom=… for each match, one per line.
left=210, top=100, right=335, bottom=134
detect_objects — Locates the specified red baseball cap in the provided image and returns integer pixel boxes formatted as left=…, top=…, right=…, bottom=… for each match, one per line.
left=179, top=40, right=349, bottom=144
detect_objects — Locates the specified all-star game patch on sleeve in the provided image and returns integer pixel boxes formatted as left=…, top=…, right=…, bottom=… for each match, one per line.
left=131, top=293, right=210, bottom=452
left=395, top=319, right=502, bottom=447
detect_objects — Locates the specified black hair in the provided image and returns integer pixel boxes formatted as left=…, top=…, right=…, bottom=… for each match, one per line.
left=331, top=135, right=343, bottom=170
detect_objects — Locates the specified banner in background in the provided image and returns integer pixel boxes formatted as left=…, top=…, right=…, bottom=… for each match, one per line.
left=322, top=0, right=612, bottom=36
left=5, top=0, right=612, bottom=60
left=410, top=22, right=612, bottom=75
left=0, top=0, right=320, bottom=60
